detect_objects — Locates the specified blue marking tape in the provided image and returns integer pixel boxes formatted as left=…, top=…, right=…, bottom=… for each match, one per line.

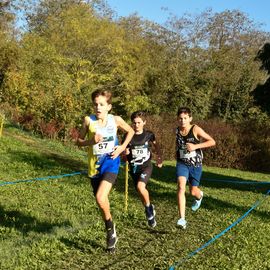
left=0, top=171, right=86, bottom=187
left=169, top=189, right=270, bottom=270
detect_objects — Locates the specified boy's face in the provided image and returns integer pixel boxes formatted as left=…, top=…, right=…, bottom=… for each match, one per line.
left=132, top=117, right=145, bottom=134
left=93, top=95, right=111, bottom=119
left=177, top=113, right=192, bottom=128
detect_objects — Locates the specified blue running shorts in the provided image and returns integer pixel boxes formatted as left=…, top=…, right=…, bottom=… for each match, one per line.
left=176, top=162, right=202, bottom=186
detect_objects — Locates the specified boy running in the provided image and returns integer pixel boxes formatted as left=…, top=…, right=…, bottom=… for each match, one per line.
left=125, top=111, right=162, bottom=227
left=176, top=107, right=215, bottom=229
left=77, top=90, right=134, bottom=251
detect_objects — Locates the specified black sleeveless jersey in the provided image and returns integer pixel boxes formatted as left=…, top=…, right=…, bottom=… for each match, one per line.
left=176, top=125, right=203, bottom=167
left=127, top=130, right=155, bottom=168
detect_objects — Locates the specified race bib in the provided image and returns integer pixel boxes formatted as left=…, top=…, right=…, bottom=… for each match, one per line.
left=131, top=145, right=149, bottom=159
left=93, top=136, right=115, bottom=155
left=179, top=148, right=197, bottom=159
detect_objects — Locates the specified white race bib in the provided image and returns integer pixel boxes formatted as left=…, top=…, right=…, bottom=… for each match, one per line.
left=131, top=145, right=150, bottom=165
left=179, top=149, right=196, bottom=159
left=93, top=136, right=115, bottom=155
left=131, top=146, right=148, bottom=159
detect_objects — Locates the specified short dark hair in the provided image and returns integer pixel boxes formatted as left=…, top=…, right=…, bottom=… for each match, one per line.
left=131, top=110, right=147, bottom=121
left=177, top=107, right=192, bottom=117
left=91, top=90, right=112, bottom=104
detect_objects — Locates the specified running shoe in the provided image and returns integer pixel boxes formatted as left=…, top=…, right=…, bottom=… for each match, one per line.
left=177, top=218, right=187, bottom=229
left=107, top=224, right=118, bottom=250
left=191, top=191, right=204, bottom=211
left=145, top=204, right=157, bottom=228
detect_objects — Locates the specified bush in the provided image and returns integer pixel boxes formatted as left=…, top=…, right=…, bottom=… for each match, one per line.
left=68, top=127, right=80, bottom=141
left=2, top=106, right=270, bottom=172
left=38, top=119, right=64, bottom=140
left=146, top=115, right=270, bottom=173
left=145, top=113, right=176, bottom=161
left=197, top=119, right=244, bottom=169
left=239, top=120, right=270, bottom=172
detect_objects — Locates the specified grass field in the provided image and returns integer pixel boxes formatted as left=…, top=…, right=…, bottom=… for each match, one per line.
left=0, top=125, right=269, bottom=270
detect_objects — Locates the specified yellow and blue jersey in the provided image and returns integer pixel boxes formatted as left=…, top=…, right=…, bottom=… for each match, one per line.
left=87, top=114, right=120, bottom=178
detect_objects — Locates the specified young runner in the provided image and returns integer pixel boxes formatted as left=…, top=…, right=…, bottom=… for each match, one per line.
left=77, top=90, right=134, bottom=251
left=175, top=107, right=215, bottom=229
left=125, top=111, right=162, bottom=227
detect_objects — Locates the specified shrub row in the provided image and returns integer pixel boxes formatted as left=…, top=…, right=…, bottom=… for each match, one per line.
left=2, top=104, right=270, bottom=173
left=146, top=114, right=270, bottom=173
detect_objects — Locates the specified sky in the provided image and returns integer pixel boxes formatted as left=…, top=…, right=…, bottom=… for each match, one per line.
left=106, top=0, right=270, bottom=32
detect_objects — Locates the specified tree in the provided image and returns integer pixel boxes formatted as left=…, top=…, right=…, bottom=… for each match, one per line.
left=253, top=43, right=270, bottom=114
left=0, top=0, right=18, bottom=104
left=166, top=9, right=269, bottom=121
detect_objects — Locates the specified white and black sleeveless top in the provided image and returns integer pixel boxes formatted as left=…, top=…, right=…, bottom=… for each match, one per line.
left=176, top=125, right=203, bottom=167
left=127, top=130, right=155, bottom=167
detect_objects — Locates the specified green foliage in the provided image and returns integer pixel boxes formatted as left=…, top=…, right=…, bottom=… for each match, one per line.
left=253, top=43, right=270, bottom=114
left=0, top=0, right=15, bottom=32
left=256, top=42, right=270, bottom=74
left=1, top=2, right=270, bottom=139
left=0, top=0, right=19, bottom=101
left=166, top=9, right=269, bottom=120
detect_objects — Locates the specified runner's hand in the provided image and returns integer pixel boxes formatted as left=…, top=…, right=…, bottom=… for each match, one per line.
left=111, top=145, right=124, bottom=159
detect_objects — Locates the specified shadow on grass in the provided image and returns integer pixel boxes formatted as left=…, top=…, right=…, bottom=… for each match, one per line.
left=116, top=163, right=269, bottom=210
left=130, top=218, right=172, bottom=235
left=151, top=163, right=270, bottom=194
left=0, top=205, right=71, bottom=234
left=60, top=237, right=104, bottom=252
left=99, top=235, right=158, bottom=270
left=118, top=164, right=270, bottom=222
left=7, top=150, right=87, bottom=175
left=203, top=194, right=270, bottom=221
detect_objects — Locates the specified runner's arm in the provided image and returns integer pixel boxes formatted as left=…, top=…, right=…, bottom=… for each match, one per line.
left=76, top=116, right=102, bottom=147
left=111, top=116, right=134, bottom=159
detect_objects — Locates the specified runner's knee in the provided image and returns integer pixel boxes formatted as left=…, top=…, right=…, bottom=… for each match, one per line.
left=96, top=193, right=107, bottom=208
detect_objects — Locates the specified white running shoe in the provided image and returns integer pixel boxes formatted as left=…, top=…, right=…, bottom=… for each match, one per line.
left=191, top=191, right=203, bottom=211
left=177, top=218, right=187, bottom=229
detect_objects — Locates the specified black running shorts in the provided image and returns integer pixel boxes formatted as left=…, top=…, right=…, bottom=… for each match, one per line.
left=90, top=172, right=118, bottom=196
left=130, top=163, right=153, bottom=187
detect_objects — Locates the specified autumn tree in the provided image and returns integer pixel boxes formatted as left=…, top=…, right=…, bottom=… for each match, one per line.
left=0, top=0, right=18, bottom=104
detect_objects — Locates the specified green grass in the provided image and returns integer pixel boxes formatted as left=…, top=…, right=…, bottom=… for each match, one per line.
left=0, top=125, right=269, bottom=270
